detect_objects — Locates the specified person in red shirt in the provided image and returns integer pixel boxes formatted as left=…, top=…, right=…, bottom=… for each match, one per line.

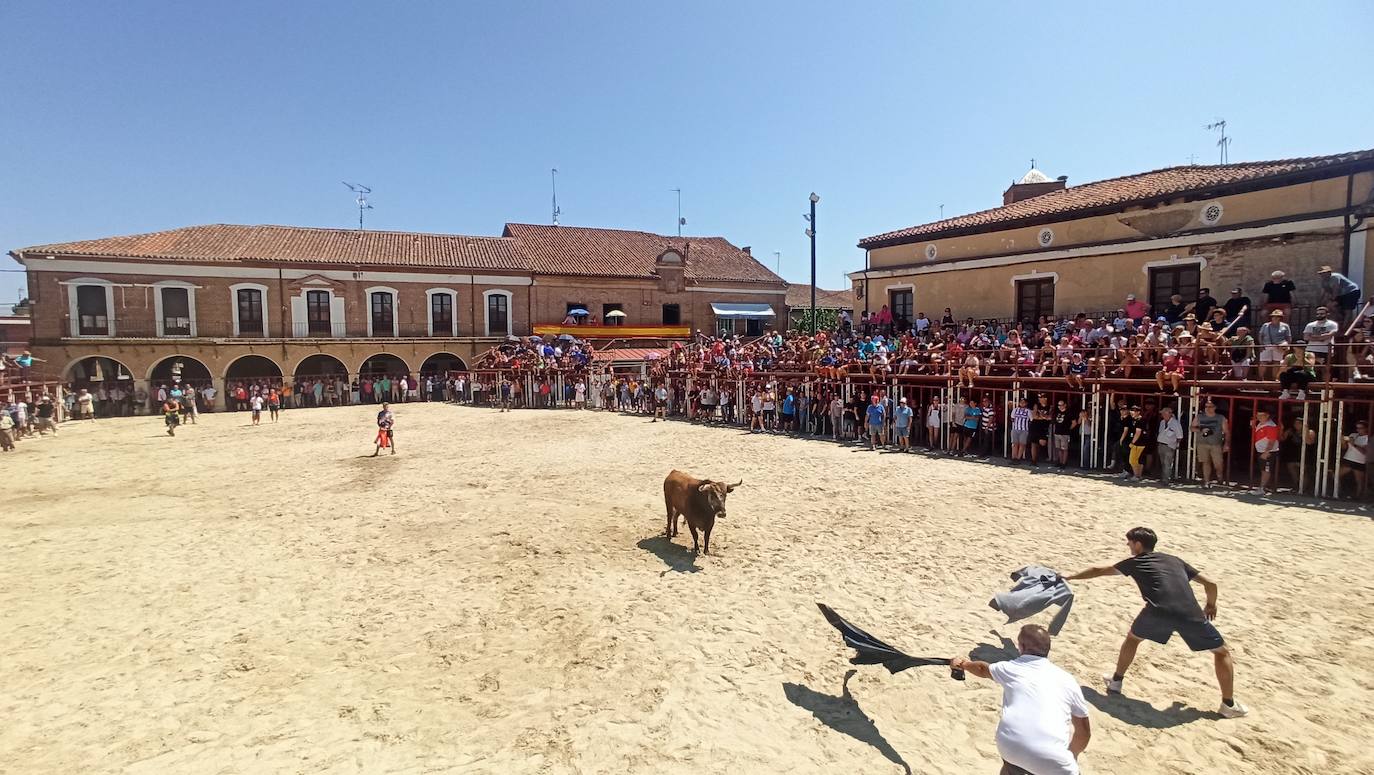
left=1252, top=409, right=1281, bottom=496
left=1155, top=349, right=1189, bottom=394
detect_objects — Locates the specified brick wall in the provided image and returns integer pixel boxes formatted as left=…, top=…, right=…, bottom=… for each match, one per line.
left=1200, top=230, right=1346, bottom=306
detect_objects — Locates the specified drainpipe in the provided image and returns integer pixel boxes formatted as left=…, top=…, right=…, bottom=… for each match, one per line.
left=277, top=267, right=288, bottom=363
left=863, top=248, right=871, bottom=317
left=1342, top=173, right=1354, bottom=277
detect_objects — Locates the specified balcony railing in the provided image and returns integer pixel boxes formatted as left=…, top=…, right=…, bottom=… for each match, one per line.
left=290, top=321, right=350, bottom=338
left=54, top=317, right=501, bottom=340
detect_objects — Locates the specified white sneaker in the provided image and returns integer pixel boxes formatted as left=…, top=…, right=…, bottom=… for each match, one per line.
left=1103, top=674, right=1123, bottom=694
left=1278, top=390, right=1291, bottom=400
left=1219, top=701, right=1250, bottom=719
left=1296, top=390, right=1307, bottom=400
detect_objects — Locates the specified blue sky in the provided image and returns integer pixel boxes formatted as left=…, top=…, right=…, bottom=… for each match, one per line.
left=2, top=1, right=1371, bottom=304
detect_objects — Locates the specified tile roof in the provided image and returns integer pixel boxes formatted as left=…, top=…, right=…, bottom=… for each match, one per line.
left=785, top=284, right=855, bottom=310
left=859, top=148, right=1374, bottom=248
left=502, top=223, right=785, bottom=285
left=13, top=224, right=527, bottom=271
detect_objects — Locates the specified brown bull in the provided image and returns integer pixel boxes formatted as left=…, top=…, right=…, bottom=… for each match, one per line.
left=662, top=470, right=742, bottom=555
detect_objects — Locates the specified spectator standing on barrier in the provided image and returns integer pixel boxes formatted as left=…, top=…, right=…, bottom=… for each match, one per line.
left=1261, top=271, right=1295, bottom=319
left=1302, top=308, right=1339, bottom=378
left=1125, top=294, right=1149, bottom=323
left=1340, top=420, right=1369, bottom=499
left=1222, top=286, right=1253, bottom=331
left=1252, top=408, right=1280, bottom=496
left=1318, top=266, right=1361, bottom=325
left=893, top=396, right=913, bottom=452
left=1191, top=399, right=1229, bottom=488
left=1257, top=310, right=1292, bottom=382
left=1156, top=406, right=1184, bottom=486
left=1194, top=288, right=1218, bottom=322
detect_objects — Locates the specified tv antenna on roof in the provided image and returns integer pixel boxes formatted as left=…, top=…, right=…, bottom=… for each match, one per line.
left=551, top=168, right=561, bottom=225
left=1205, top=119, right=1230, bottom=164
left=342, top=182, right=373, bottom=230
left=672, top=188, right=686, bottom=236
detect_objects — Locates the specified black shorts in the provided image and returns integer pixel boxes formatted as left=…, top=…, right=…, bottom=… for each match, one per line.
left=1131, top=606, right=1224, bottom=651
left=1337, top=289, right=1361, bottom=311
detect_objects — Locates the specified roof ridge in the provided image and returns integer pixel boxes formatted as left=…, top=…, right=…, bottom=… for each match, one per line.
left=505, top=222, right=732, bottom=242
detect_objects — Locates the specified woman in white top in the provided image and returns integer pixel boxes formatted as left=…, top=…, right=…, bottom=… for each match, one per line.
left=574, top=380, right=586, bottom=408
left=750, top=391, right=764, bottom=433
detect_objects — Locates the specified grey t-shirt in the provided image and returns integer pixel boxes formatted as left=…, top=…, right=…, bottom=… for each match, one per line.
left=1195, top=413, right=1225, bottom=446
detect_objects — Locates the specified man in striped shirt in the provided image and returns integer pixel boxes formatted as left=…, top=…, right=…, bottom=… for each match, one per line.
left=1010, top=397, right=1032, bottom=463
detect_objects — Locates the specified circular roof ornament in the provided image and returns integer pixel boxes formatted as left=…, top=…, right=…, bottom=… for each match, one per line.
left=1200, top=202, right=1224, bottom=227
left=925, top=244, right=938, bottom=261
left=1038, top=228, right=1055, bottom=248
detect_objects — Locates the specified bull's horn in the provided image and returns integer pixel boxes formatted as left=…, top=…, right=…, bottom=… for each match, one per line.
left=727, top=479, right=743, bottom=490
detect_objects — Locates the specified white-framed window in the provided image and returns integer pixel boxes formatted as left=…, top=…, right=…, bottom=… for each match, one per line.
left=426, top=288, right=458, bottom=337
left=289, top=285, right=346, bottom=337
left=230, top=282, right=269, bottom=337
left=483, top=289, right=513, bottom=337
left=153, top=280, right=198, bottom=337
left=364, top=286, right=399, bottom=337
left=67, top=278, right=115, bottom=337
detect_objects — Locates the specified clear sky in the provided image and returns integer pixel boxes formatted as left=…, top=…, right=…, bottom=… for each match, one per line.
left=2, top=1, right=1371, bottom=304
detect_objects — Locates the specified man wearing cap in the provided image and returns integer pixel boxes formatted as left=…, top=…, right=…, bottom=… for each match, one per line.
left=1318, top=265, right=1362, bottom=324
left=1261, top=270, right=1295, bottom=318
left=1257, top=309, right=1292, bottom=381
left=1124, top=293, right=1149, bottom=323
left=1223, top=286, right=1253, bottom=330
left=893, top=395, right=913, bottom=452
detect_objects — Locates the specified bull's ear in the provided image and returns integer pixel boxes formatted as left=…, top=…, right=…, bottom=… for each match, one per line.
left=726, top=479, right=743, bottom=492
left=698, top=483, right=714, bottom=493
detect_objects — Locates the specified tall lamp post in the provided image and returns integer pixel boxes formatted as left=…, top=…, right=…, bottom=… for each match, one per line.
left=805, top=192, right=820, bottom=333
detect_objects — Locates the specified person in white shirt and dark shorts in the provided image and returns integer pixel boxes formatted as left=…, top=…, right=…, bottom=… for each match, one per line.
left=952, top=624, right=1091, bottom=775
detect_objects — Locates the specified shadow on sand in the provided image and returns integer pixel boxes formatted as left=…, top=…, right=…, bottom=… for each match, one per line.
left=1081, top=686, right=1221, bottom=729
left=635, top=535, right=700, bottom=574
left=782, top=670, right=911, bottom=775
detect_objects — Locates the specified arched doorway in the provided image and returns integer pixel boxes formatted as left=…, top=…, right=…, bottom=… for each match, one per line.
left=419, top=352, right=467, bottom=401
left=64, top=356, right=136, bottom=417
left=358, top=353, right=410, bottom=404
left=293, top=354, right=351, bottom=408
left=225, top=354, right=283, bottom=383
left=149, top=355, right=213, bottom=389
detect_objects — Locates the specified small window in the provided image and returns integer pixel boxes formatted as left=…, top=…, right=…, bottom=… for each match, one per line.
left=488, top=293, right=509, bottom=335
left=745, top=318, right=765, bottom=337
left=431, top=293, right=454, bottom=336
left=371, top=291, right=395, bottom=335
left=307, top=290, right=332, bottom=335
left=237, top=288, right=264, bottom=335
left=76, top=285, right=109, bottom=335
left=717, top=318, right=735, bottom=336
left=662, top=303, right=681, bottom=325
left=1149, top=266, right=1201, bottom=318
left=603, top=303, right=624, bottom=326
left=161, top=287, right=191, bottom=336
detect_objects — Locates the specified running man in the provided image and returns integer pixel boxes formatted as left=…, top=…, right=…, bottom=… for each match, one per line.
left=1066, top=526, right=1249, bottom=718
left=951, top=624, right=1091, bottom=775
left=374, top=402, right=396, bottom=456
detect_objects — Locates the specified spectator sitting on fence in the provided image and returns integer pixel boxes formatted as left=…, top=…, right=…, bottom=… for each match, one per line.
left=1156, top=348, right=1188, bottom=395
left=1278, top=344, right=1317, bottom=400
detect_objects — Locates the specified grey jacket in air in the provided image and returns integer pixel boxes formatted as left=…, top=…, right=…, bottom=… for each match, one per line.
left=988, top=564, right=1075, bottom=635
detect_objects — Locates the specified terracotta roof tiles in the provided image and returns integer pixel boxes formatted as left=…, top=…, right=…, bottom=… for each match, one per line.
left=859, top=149, right=1374, bottom=248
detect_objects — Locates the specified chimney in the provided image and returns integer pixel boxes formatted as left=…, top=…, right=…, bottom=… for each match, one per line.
left=741, top=246, right=751, bottom=255
left=1002, top=173, right=1068, bottom=206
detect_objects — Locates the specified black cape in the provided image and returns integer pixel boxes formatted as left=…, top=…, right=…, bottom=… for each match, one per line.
left=817, top=603, right=961, bottom=678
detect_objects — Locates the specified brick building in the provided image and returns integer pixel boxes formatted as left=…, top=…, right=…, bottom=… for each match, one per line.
left=852, top=149, right=1374, bottom=326
left=9, top=221, right=784, bottom=400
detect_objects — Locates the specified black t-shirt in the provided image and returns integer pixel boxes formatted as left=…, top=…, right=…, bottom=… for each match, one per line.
left=1163, top=302, right=1187, bottom=323
left=1120, top=416, right=1138, bottom=444
left=1114, top=552, right=1205, bottom=620
left=1053, top=411, right=1074, bottom=435
left=1195, top=296, right=1218, bottom=320
left=36, top=403, right=54, bottom=419
left=1262, top=280, right=1296, bottom=304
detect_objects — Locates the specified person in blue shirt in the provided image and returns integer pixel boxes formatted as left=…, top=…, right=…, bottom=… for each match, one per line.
left=893, top=397, right=914, bottom=452
left=962, top=397, right=982, bottom=456
left=780, top=388, right=796, bottom=433
left=865, top=394, right=886, bottom=450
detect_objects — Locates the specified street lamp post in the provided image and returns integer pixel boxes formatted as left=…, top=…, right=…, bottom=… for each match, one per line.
left=806, top=192, right=820, bottom=333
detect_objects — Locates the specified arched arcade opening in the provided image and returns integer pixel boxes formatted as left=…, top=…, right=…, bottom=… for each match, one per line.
left=63, top=356, right=136, bottom=417
left=292, top=354, right=351, bottom=408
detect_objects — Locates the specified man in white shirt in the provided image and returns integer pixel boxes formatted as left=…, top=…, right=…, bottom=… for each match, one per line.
left=952, top=625, right=1091, bottom=775
left=1156, top=406, right=1184, bottom=486
left=1302, top=306, right=1339, bottom=364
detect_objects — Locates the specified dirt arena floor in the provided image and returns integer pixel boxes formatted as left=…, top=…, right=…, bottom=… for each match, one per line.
left=2, top=403, right=1372, bottom=774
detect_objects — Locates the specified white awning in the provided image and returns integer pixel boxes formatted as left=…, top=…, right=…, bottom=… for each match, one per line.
left=711, top=302, right=776, bottom=319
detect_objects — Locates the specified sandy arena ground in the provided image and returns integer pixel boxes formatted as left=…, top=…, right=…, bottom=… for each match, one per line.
left=2, top=403, right=1372, bottom=775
